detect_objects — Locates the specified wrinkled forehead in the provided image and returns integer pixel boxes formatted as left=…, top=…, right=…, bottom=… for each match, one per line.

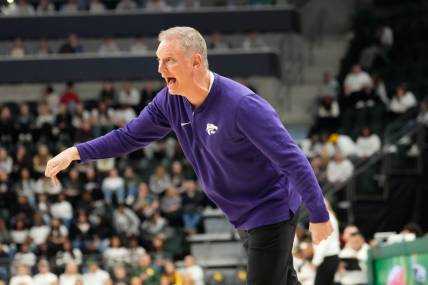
left=156, top=39, right=186, bottom=57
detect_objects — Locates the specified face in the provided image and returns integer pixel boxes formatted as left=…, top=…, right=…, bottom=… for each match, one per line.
left=156, top=39, right=196, bottom=96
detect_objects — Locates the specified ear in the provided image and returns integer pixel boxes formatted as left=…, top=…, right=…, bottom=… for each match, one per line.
left=192, top=53, right=203, bottom=69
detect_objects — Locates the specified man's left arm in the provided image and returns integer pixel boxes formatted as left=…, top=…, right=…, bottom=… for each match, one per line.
left=236, top=94, right=332, bottom=243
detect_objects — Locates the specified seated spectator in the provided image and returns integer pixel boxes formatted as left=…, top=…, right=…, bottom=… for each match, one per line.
left=36, top=38, right=53, bottom=56
left=62, top=168, right=82, bottom=199
left=29, top=212, right=50, bottom=247
left=127, top=237, right=146, bottom=265
left=160, top=186, right=182, bottom=226
left=129, top=254, right=160, bottom=285
left=16, top=102, right=35, bottom=144
left=40, top=85, right=59, bottom=114
left=3, top=0, right=34, bottom=15
left=0, top=147, right=13, bottom=175
left=356, top=127, right=381, bottom=159
left=326, top=150, right=354, bottom=185
left=312, top=95, right=340, bottom=135
left=10, top=38, right=26, bottom=58
left=82, top=259, right=111, bottom=285
left=91, top=101, right=115, bottom=136
left=389, top=84, right=417, bottom=118
left=115, top=0, right=137, bottom=11
left=16, top=195, right=34, bottom=222
left=112, top=204, right=140, bottom=237
left=376, top=23, right=394, bottom=49
left=327, top=133, right=357, bottom=157
left=55, top=239, right=83, bottom=271
left=103, top=236, right=129, bottom=269
left=160, top=260, right=183, bottom=285
left=176, top=0, right=200, bottom=10
left=60, top=82, right=81, bottom=111
left=59, top=261, right=82, bottom=285
left=96, top=158, right=116, bottom=175
left=140, top=80, right=158, bottom=108
left=242, top=32, right=267, bottom=49
left=111, top=264, right=129, bottom=285
left=37, top=0, right=55, bottom=14
left=47, top=218, right=69, bottom=254
left=319, top=70, right=339, bottom=99
left=180, top=255, right=204, bottom=285
left=114, top=104, right=137, bottom=127
left=118, top=81, right=141, bottom=107
left=145, top=0, right=171, bottom=11
left=417, top=98, right=428, bottom=127
left=10, top=220, right=30, bottom=246
left=0, top=220, right=11, bottom=244
left=343, top=64, right=372, bottom=108
left=149, top=165, right=171, bottom=195
left=58, top=34, right=83, bottom=54
left=36, top=102, right=55, bottom=142
left=60, top=0, right=78, bottom=13
left=99, top=81, right=118, bottom=106
left=208, top=32, right=231, bottom=50
left=336, top=232, right=369, bottom=285
left=293, top=240, right=315, bottom=285
left=132, top=182, right=159, bottom=219
left=140, top=211, right=168, bottom=243
left=130, top=35, right=149, bottom=55
left=122, top=166, right=141, bottom=205
left=9, top=264, right=33, bottom=285
left=32, top=259, right=58, bottom=285
left=33, top=144, right=52, bottom=177
left=51, top=193, right=73, bottom=227
left=98, top=36, right=121, bottom=55
left=0, top=106, right=16, bottom=147
left=35, top=176, right=62, bottom=195
left=89, top=0, right=106, bottom=13
left=12, top=145, right=33, bottom=180
left=170, top=161, right=185, bottom=187
left=102, top=168, right=125, bottom=205
left=12, top=243, right=36, bottom=270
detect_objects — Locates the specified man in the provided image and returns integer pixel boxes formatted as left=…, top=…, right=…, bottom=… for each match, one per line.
left=45, top=26, right=332, bottom=284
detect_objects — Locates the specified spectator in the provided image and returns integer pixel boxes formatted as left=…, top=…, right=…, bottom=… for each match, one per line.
left=59, top=261, right=82, bottom=285
left=160, top=186, right=182, bottom=226
left=112, top=204, right=140, bottom=237
left=336, top=232, right=369, bottom=285
left=98, top=36, right=121, bottom=55
left=9, top=264, right=32, bottom=285
left=160, top=260, right=183, bottom=285
left=0, top=106, right=16, bottom=147
left=103, top=236, right=129, bottom=269
left=181, top=255, right=204, bottom=285
left=36, top=38, right=53, bottom=56
left=60, top=82, right=81, bottom=110
left=180, top=180, right=204, bottom=233
left=12, top=243, right=36, bottom=270
left=33, top=144, right=52, bottom=177
left=149, top=165, right=171, bottom=195
left=376, top=24, right=394, bottom=48
left=319, top=71, right=339, bottom=99
left=122, top=166, right=140, bottom=205
left=82, top=259, right=111, bottom=285
left=62, top=168, right=82, bottom=199
left=118, top=81, right=141, bottom=107
left=145, top=0, right=171, bottom=11
left=133, top=182, right=159, bottom=218
left=3, top=0, right=34, bottom=15
left=208, top=32, right=230, bottom=50
left=47, top=218, right=69, bottom=254
left=140, top=211, right=168, bottom=242
left=54, top=104, right=74, bottom=144
left=51, top=193, right=74, bottom=227
left=130, top=254, right=160, bottom=285
left=343, top=64, right=372, bottom=108
left=10, top=220, right=30, bottom=246
left=35, top=176, right=62, bottom=195
left=56, top=239, right=83, bottom=270
left=111, top=264, right=129, bottom=285
left=91, top=101, right=115, bottom=136
left=176, top=0, right=200, bottom=10
left=115, top=0, right=137, bottom=11
left=0, top=147, right=13, bottom=175
left=389, top=84, right=417, bottom=117
left=356, top=127, right=381, bottom=159
left=114, top=104, right=137, bottom=128
left=326, top=150, right=354, bottom=185
left=0, top=220, right=11, bottom=244
left=12, top=145, right=33, bottom=180
left=99, top=82, right=118, bottom=106
left=32, top=259, right=58, bottom=285
left=242, top=32, right=267, bottom=50
left=40, top=85, right=59, bottom=114
left=89, top=0, right=106, bottom=13
left=60, top=0, right=78, bottom=13
left=58, top=34, right=83, bottom=54
left=102, top=168, right=125, bottom=205
left=69, top=211, right=95, bottom=250
left=36, top=102, right=55, bottom=142
left=140, top=80, right=157, bottom=108
left=16, top=102, right=35, bottom=144
left=170, top=161, right=185, bottom=187
left=10, top=38, right=26, bottom=58
left=37, top=0, right=55, bottom=14
left=29, top=212, right=51, bottom=247
left=130, top=35, right=149, bottom=55
left=127, top=237, right=146, bottom=265
left=417, top=99, right=428, bottom=127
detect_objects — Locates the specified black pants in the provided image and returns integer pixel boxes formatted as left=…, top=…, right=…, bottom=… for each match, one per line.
left=314, top=255, right=339, bottom=285
left=238, top=209, right=301, bottom=285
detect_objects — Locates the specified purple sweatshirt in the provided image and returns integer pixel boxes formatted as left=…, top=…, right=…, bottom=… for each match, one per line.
left=76, top=74, right=329, bottom=230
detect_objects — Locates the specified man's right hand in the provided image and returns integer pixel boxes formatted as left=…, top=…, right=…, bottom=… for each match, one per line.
left=45, top=146, right=80, bottom=186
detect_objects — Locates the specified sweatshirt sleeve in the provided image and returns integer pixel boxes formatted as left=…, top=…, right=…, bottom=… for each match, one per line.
left=76, top=91, right=171, bottom=162
left=236, top=94, right=329, bottom=223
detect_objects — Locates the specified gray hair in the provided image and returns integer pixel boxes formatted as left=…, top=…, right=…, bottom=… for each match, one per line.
left=158, top=26, right=209, bottom=67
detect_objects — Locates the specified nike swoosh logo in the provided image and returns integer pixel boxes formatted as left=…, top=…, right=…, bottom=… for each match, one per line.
left=181, top=122, right=191, bottom=127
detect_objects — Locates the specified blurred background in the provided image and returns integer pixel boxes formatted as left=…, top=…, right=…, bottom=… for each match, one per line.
left=0, top=0, right=427, bottom=284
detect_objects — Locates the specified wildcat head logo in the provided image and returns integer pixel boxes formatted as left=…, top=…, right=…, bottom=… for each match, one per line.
left=206, top=123, right=218, bottom=135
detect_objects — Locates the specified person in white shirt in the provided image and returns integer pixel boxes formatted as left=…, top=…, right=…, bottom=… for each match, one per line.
left=50, top=193, right=73, bottom=226
left=326, top=150, right=354, bottom=185
left=9, top=264, right=33, bottom=285
left=32, top=259, right=58, bottom=285
left=181, top=255, right=204, bottom=285
left=118, top=81, right=140, bottom=107
left=313, top=200, right=340, bottom=285
left=356, top=127, right=381, bottom=159
left=82, top=260, right=111, bottom=285
left=389, top=84, right=417, bottom=116
left=344, top=65, right=373, bottom=108
left=102, top=168, right=125, bottom=204
left=98, top=36, right=121, bottom=55
left=336, top=232, right=369, bottom=285
left=59, top=261, right=82, bottom=285
left=103, top=236, right=130, bottom=269
left=30, top=212, right=51, bottom=246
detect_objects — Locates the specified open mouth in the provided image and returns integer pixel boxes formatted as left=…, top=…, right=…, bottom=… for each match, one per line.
left=167, top=77, right=176, bottom=88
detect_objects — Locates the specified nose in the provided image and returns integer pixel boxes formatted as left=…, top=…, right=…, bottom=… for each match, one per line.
left=158, top=60, right=166, bottom=74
